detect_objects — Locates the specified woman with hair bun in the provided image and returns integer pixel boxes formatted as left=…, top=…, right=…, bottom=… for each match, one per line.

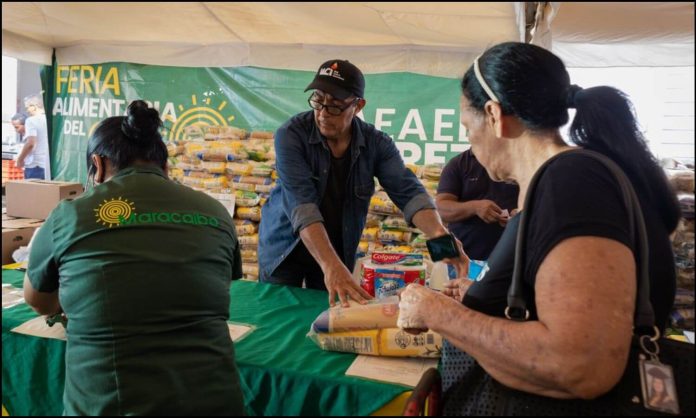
left=24, top=100, right=246, bottom=415
left=397, top=42, right=680, bottom=415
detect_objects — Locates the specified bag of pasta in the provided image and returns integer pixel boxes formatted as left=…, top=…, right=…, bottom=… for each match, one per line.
left=236, top=190, right=261, bottom=207
left=234, top=220, right=258, bottom=236
left=236, top=206, right=262, bottom=222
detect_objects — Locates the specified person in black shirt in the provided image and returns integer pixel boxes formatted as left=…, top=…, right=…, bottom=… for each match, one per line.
left=437, top=149, right=519, bottom=260
left=397, top=42, right=680, bottom=413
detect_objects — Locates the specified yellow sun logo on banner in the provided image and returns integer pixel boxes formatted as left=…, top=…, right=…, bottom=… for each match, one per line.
left=164, top=94, right=237, bottom=142
left=94, top=197, right=136, bottom=228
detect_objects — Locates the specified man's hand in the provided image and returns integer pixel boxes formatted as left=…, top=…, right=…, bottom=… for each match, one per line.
left=475, top=200, right=503, bottom=223
left=442, top=278, right=473, bottom=302
left=443, top=236, right=470, bottom=279
left=324, top=262, right=373, bottom=308
left=16, top=158, right=25, bottom=169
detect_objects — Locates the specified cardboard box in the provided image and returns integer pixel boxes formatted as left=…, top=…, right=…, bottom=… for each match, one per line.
left=6, top=180, right=83, bottom=220
left=1, top=227, right=36, bottom=265
left=3, top=218, right=44, bottom=229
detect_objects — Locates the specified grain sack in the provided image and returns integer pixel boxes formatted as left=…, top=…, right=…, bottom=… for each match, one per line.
left=242, top=263, right=259, bottom=277
left=378, top=229, right=412, bottom=244
left=255, top=182, right=276, bottom=194
left=200, top=161, right=227, bottom=174
left=423, top=163, right=444, bottom=181
left=232, top=182, right=256, bottom=192
left=308, top=328, right=441, bottom=358
left=232, top=176, right=273, bottom=186
left=250, top=162, right=274, bottom=177
left=238, top=233, right=259, bottom=246
left=381, top=216, right=411, bottom=231
left=236, top=207, right=262, bottom=221
left=241, top=249, right=258, bottom=263
left=203, top=176, right=228, bottom=189
left=235, top=190, right=261, bottom=207
left=234, top=220, right=258, bottom=236
left=365, top=213, right=385, bottom=228
left=369, top=192, right=400, bottom=215
left=311, top=296, right=400, bottom=333
left=184, top=125, right=205, bottom=141
left=250, top=130, right=274, bottom=140
left=361, top=227, right=379, bottom=242
left=226, top=162, right=253, bottom=176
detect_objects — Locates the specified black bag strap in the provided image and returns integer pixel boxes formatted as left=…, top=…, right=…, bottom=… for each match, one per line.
left=505, top=148, right=656, bottom=331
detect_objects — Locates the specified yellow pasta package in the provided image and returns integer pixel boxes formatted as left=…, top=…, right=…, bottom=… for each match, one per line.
left=308, top=328, right=441, bottom=358
left=200, top=161, right=227, bottom=174
left=238, top=234, right=259, bottom=246
left=361, top=227, right=379, bottom=242
left=236, top=206, right=262, bottom=221
left=226, top=162, right=253, bottom=176
left=203, top=176, right=228, bottom=189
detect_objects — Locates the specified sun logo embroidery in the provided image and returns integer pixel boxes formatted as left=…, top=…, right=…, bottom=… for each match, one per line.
left=94, top=197, right=135, bottom=228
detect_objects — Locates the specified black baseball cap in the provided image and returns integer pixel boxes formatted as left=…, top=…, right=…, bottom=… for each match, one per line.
left=304, top=59, right=365, bottom=100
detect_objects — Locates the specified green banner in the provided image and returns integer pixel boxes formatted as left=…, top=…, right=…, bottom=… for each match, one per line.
left=46, top=63, right=470, bottom=182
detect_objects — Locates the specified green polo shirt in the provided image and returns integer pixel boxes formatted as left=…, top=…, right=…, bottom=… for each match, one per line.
left=27, top=166, right=245, bottom=415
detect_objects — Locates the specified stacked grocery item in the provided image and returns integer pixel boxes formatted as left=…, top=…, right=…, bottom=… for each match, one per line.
left=667, top=167, right=695, bottom=331
left=360, top=252, right=427, bottom=299
left=307, top=296, right=442, bottom=358
left=2, top=159, right=24, bottom=185
left=167, top=125, right=275, bottom=281
left=354, top=163, right=446, bottom=295
left=359, top=163, right=443, bottom=260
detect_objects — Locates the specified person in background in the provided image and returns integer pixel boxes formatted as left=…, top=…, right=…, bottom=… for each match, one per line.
left=258, top=59, right=468, bottom=307
left=436, top=148, right=519, bottom=262
left=11, top=112, right=27, bottom=141
left=23, top=100, right=246, bottom=415
left=398, top=42, right=679, bottom=415
left=16, top=94, right=50, bottom=179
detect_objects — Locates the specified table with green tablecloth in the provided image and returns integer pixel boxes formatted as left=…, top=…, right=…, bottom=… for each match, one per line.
left=2, top=268, right=411, bottom=416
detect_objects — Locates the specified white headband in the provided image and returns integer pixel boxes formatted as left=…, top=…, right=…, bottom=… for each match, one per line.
left=473, top=56, right=500, bottom=103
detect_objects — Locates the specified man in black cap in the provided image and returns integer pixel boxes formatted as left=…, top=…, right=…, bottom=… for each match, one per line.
left=259, top=59, right=468, bottom=307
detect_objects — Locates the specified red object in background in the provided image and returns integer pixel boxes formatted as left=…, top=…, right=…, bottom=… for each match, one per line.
left=2, top=159, right=24, bottom=185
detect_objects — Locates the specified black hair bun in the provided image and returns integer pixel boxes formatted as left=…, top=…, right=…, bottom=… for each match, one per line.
left=121, top=100, right=162, bottom=143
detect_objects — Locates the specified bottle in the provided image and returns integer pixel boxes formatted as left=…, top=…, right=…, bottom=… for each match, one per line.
left=428, top=261, right=449, bottom=291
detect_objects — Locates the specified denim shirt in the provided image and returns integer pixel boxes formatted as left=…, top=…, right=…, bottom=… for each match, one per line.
left=258, top=111, right=434, bottom=279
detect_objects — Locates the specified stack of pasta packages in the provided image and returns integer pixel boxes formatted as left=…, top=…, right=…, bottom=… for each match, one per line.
left=359, top=163, right=443, bottom=259
left=667, top=168, right=695, bottom=332
left=166, top=125, right=276, bottom=281
left=357, top=163, right=444, bottom=296
left=307, top=296, right=442, bottom=358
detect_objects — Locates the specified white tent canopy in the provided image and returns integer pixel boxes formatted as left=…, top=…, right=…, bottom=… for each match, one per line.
left=2, top=2, right=694, bottom=76
left=2, top=2, right=524, bottom=77
left=537, top=2, right=694, bottom=67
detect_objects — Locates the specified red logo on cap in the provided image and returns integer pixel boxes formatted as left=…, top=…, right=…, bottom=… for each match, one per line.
left=331, top=62, right=339, bottom=70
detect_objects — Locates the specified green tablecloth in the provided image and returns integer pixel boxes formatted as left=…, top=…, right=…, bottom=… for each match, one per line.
left=2, top=269, right=409, bottom=416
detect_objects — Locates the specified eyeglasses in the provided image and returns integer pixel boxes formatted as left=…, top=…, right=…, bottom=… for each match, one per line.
left=308, top=94, right=359, bottom=116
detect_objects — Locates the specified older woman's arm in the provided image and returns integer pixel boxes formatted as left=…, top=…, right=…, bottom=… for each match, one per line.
left=24, top=272, right=61, bottom=315
left=400, top=236, right=636, bottom=399
left=23, top=218, right=62, bottom=316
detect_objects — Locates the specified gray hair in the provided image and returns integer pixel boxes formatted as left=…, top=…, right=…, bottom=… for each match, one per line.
left=11, top=113, right=27, bottom=124
left=23, top=93, right=44, bottom=110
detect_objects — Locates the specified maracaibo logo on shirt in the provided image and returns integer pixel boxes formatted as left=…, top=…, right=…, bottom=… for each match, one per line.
left=94, top=198, right=220, bottom=228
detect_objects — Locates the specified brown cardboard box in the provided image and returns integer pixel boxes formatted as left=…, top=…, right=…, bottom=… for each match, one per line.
left=1, top=227, right=36, bottom=265
left=6, top=180, right=83, bottom=220
left=3, top=218, right=44, bottom=229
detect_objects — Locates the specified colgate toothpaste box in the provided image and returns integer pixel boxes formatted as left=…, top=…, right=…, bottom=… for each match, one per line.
left=371, top=252, right=423, bottom=266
